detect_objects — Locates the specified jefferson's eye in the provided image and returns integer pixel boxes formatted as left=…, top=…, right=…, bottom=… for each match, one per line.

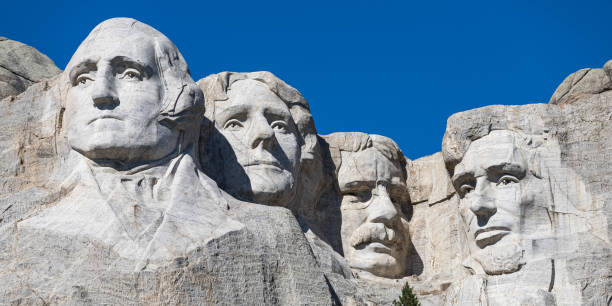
left=270, top=121, right=288, bottom=133
left=345, top=191, right=372, bottom=203
left=120, top=68, right=142, bottom=80
left=460, top=184, right=474, bottom=195
left=75, top=75, right=93, bottom=87
left=223, top=119, right=244, bottom=131
left=497, top=175, right=519, bottom=186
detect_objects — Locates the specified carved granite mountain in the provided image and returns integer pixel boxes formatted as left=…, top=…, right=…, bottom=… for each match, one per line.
left=0, top=37, right=60, bottom=100
left=0, top=19, right=610, bottom=305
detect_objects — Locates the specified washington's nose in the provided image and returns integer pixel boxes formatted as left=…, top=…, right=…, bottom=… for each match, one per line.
left=91, top=70, right=118, bottom=107
left=249, top=115, right=276, bottom=149
left=367, top=185, right=398, bottom=225
left=469, top=178, right=497, bottom=217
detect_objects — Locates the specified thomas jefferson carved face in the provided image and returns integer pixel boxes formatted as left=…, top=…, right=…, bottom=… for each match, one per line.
left=338, top=147, right=410, bottom=278
left=452, top=130, right=530, bottom=274
left=213, top=79, right=301, bottom=206
left=65, top=30, right=178, bottom=164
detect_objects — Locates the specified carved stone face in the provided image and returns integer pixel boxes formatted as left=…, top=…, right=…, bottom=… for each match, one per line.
left=338, top=147, right=410, bottom=278
left=452, top=130, right=529, bottom=274
left=65, top=31, right=178, bottom=164
left=214, top=79, right=301, bottom=206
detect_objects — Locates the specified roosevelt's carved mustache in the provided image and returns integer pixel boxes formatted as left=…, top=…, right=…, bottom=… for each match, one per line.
left=349, top=223, right=398, bottom=248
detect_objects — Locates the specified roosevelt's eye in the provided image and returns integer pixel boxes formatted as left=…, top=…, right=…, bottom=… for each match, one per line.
left=497, top=175, right=519, bottom=186
left=270, top=120, right=288, bottom=133
left=75, top=74, right=93, bottom=87
left=223, top=119, right=244, bottom=131
left=460, top=184, right=474, bottom=195
left=119, top=68, right=142, bottom=81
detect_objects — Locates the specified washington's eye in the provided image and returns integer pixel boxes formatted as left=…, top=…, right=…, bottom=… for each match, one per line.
left=270, top=120, right=288, bottom=133
left=120, top=68, right=142, bottom=80
left=75, top=74, right=93, bottom=87
left=223, top=119, right=244, bottom=130
left=460, top=184, right=474, bottom=195
left=497, top=175, right=519, bottom=186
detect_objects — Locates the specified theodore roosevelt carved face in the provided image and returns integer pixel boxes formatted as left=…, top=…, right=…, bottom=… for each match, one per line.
left=452, top=130, right=530, bottom=274
left=333, top=134, right=410, bottom=278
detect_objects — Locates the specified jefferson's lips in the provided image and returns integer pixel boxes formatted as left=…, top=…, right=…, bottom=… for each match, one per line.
left=88, top=115, right=122, bottom=124
left=244, top=160, right=281, bottom=168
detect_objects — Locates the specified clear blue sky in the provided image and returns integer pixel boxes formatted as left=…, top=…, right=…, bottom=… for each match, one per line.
left=2, top=0, right=610, bottom=159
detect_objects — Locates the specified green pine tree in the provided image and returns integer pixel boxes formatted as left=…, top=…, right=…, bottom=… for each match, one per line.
left=392, top=282, right=420, bottom=306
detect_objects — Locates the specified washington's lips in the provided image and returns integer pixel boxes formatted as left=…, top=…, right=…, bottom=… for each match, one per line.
left=88, top=115, right=122, bottom=124
left=474, top=226, right=510, bottom=247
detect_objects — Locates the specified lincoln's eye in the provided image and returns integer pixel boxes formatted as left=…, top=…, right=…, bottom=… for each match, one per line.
left=224, top=119, right=244, bottom=131
left=270, top=120, right=288, bottom=133
left=497, top=175, right=519, bottom=186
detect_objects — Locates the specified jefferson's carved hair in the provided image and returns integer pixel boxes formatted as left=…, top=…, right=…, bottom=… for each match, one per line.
left=198, top=71, right=318, bottom=161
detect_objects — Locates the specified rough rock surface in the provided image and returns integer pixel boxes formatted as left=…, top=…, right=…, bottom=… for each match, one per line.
left=0, top=19, right=610, bottom=306
left=0, top=37, right=60, bottom=100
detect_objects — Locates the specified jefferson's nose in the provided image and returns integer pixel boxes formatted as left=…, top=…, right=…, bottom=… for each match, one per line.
left=367, top=185, right=399, bottom=225
left=91, top=69, right=118, bottom=107
left=249, top=115, right=276, bottom=149
left=469, top=177, right=497, bottom=218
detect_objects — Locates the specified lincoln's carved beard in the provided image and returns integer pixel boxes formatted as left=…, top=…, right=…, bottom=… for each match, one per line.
left=472, top=233, right=525, bottom=275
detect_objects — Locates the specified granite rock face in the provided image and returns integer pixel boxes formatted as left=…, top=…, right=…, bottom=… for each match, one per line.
left=0, top=37, right=61, bottom=100
left=0, top=18, right=610, bottom=306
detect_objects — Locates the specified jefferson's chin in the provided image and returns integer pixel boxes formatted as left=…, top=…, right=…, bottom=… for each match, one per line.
left=247, top=168, right=296, bottom=206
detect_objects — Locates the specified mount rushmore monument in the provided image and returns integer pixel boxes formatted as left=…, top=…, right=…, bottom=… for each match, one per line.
left=0, top=18, right=610, bottom=305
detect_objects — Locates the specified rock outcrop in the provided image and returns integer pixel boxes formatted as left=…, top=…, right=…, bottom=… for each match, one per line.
left=0, top=37, right=60, bottom=100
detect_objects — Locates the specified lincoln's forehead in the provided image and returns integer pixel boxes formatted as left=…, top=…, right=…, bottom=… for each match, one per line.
left=455, top=130, right=525, bottom=175
left=337, top=148, right=404, bottom=190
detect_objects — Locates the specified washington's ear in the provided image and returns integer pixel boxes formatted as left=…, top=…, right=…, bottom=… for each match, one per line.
left=155, top=39, right=204, bottom=130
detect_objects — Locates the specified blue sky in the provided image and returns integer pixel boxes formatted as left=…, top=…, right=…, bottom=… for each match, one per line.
left=2, top=0, right=610, bottom=159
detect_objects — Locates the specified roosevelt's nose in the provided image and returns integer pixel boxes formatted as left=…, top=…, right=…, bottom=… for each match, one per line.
left=469, top=177, right=497, bottom=218
left=367, top=184, right=399, bottom=225
left=248, top=115, right=276, bottom=149
left=91, top=69, right=118, bottom=108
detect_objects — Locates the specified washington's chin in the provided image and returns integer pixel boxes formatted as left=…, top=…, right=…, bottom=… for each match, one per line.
left=348, top=247, right=404, bottom=278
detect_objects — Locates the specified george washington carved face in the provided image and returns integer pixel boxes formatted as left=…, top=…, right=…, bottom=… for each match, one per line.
left=64, top=25, right=179, bottom=165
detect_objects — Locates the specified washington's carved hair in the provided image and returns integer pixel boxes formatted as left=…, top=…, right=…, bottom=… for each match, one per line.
left=198, top=71, right=319, bottom=161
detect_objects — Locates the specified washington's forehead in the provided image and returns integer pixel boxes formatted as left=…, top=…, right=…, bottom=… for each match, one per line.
left=338, top=149, right=404, bottom=189
left=68, top=31, right=157, bottom=69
